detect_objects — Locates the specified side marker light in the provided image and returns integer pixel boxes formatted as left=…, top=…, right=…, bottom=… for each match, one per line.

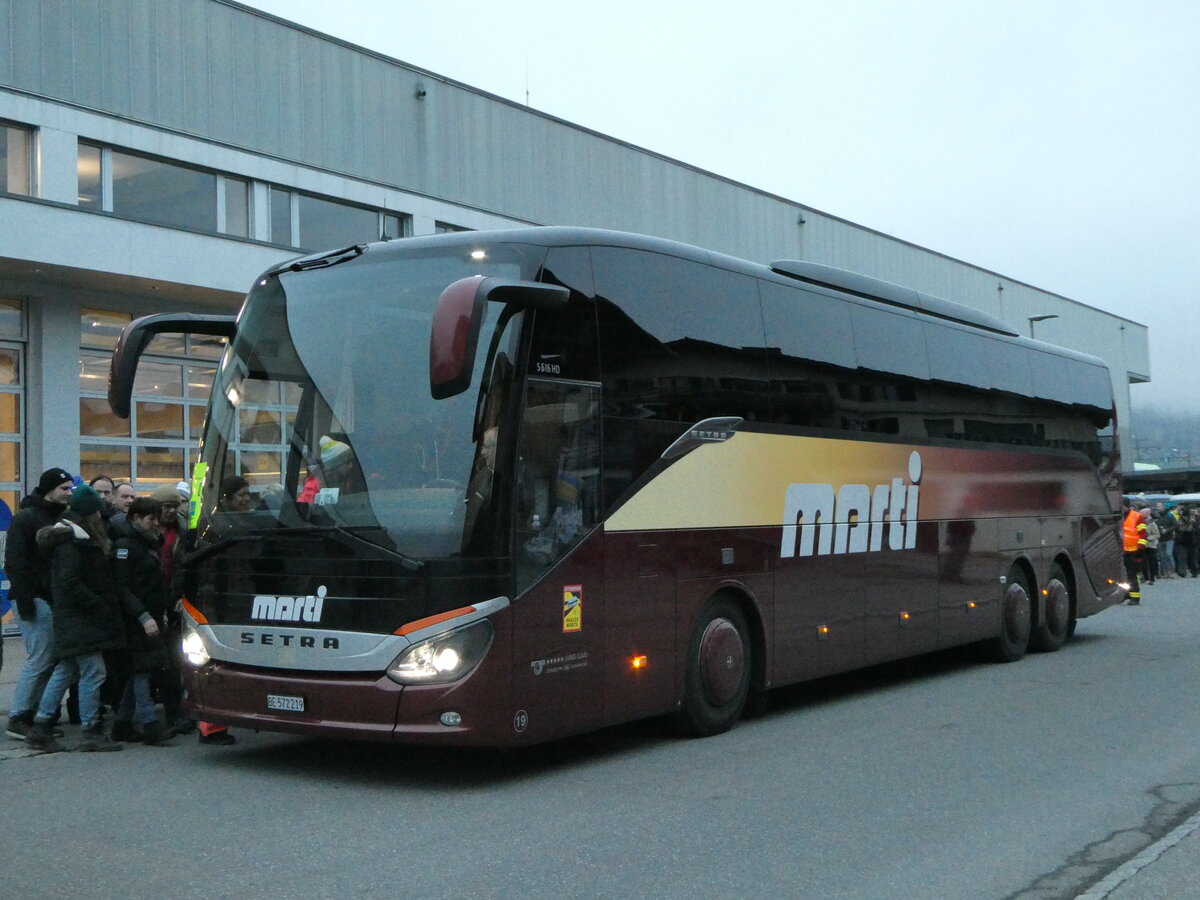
left=631, top=655, right=648, bottom=671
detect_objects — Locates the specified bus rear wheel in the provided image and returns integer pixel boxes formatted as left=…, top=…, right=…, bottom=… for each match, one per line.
left=986, top=568, right=1032, bottom=663
left=1030, top=565, right=1073, bottom=653
left=679, top=597, right=751, bottom=737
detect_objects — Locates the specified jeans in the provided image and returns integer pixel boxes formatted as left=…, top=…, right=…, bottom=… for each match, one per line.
left=36, top=652, right=106, bottom=727
left=1160, top=539, right=1174, bottom=575
left=10, top=598, right=56, bottom=719
left=117, top=672, right=156, bottom=725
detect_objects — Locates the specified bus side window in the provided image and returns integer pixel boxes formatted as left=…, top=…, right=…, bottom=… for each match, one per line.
left=515, top=380, right=601, bottom=590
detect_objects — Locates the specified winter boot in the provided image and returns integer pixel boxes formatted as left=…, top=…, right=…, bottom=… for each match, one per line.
left=66, top=686, right=81, bottom=725
left=25, top=720, right=65, bottom=753
left=141, top=721, right=178, bottom=746
left=110, top=719, right=143, bottom=743
left=78, top=723, right=122, bottom=752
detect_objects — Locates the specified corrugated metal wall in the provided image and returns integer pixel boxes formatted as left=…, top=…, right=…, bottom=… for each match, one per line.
left=0, top=0, right=1148, bottom=385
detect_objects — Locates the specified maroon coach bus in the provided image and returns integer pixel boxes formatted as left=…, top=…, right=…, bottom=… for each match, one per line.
left=108, top=227, right=1125, bottom=746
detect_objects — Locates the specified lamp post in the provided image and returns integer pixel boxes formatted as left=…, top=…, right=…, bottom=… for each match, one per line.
left=1028, top=314, right=1058, bottom=338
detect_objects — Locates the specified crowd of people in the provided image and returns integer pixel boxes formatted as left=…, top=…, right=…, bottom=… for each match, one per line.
left=1121, top=499, right=1200, bottom=605
left=3, top=467, right=234, bottom=752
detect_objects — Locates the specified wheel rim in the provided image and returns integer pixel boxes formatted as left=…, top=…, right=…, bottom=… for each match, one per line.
left=1003, top=582, right=1031, bottom=645
left=698, top=617, right=745, bottom=707
left=1045, top=579, right=1070, bottom=635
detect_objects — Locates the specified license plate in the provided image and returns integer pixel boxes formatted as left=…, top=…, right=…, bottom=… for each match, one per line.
left=266, top=693, right=305, bottom=712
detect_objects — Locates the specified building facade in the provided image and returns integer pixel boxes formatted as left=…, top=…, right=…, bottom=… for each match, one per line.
left=0, top=0, right=1149, bottom=521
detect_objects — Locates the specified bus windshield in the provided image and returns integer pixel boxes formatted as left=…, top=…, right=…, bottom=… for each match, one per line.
left=196, top=242, right=538, bottom=560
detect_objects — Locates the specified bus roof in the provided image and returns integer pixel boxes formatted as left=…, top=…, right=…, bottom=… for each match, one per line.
left=326, top=226, right=1110, bottom=374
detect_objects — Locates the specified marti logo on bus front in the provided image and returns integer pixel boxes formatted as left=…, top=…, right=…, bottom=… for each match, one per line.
left=780, top=451, right=922, bottom=558
left=251, top=585, right=327, bottom=623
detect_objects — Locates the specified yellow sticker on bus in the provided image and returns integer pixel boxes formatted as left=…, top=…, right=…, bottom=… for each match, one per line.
left=563, top=584, right=582, bottom=633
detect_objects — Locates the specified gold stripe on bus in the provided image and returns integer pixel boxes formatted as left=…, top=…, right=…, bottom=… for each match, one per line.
left=604, top=432, right=1098, bottom=533
left=605, top=434, right=918, bottom=532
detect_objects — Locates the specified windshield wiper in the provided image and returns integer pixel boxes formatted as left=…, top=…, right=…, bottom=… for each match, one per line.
left=269, top=244, right=366, bottom=275
left=184, top=524, right=425, bottom=572
left=182, top=533, right=262, bottom=567
left=299, top=524, right=426, bottom=572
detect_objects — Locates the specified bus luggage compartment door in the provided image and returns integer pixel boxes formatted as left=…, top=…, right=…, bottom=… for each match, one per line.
left=602, top=533, right=677, bottom=725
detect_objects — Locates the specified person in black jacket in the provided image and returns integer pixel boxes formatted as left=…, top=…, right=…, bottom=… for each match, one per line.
left=110, top=497, right=176, bottom=745
left=24, top=486, right=127, bottom=753
left=3, top=467, right=73, bottom=740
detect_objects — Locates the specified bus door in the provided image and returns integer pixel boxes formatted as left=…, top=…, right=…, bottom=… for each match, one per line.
left=509, top=378, right=605, bottom=742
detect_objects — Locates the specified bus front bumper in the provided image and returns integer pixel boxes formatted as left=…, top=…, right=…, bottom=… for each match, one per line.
left=182, top=659, right=512, bottom=746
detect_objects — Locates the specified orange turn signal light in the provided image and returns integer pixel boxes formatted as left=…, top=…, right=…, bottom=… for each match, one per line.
left=631, top=655, right=648, bottom=671
left=181, top=597, right=208, bottom=625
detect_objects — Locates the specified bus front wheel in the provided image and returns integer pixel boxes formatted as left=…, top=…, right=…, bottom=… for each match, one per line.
left=986, top=568, right=1033, bottom=663
left=679, top=597, right=751, bottom=737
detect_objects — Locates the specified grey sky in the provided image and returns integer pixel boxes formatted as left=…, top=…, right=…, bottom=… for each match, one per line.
left=239, top=0, right=1199, bottom=411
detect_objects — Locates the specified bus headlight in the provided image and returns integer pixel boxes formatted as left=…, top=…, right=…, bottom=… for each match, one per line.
left=387, top=619, right=494, bottom=685
left=181, top=624, right=211, bottom=668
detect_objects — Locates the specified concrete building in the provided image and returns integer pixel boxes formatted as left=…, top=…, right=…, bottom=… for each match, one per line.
left=0, top=0, right=1149, bottom=521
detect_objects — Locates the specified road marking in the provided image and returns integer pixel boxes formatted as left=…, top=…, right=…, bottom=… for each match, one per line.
left=1076, top=805, right=1200, bottom=899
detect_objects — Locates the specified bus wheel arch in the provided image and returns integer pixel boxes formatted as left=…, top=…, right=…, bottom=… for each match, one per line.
left=1031, top=558, right=1076, bottom=652
left=985, top=560, right=1034, bottom=663
left=678, top=590, right=756, bottom=736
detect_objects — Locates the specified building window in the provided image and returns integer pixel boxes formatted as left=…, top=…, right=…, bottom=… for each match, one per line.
left=297, top=193, right=377, bottom=249
left=80, top=308, right=130, bottom=351
left=1, top=122, right=32, bottom=196
left=76, top=143, right=251, bottom=237
left=77, top=143, right=103, bottom=209
left=435, top=222, right=471, bottom=233
left=220, top=175, right=250, bottom=237
left=73, top=142, right=410, bottom=249
left=270, top=185, right=410, bottom=249
left=0, top=298, right=25, bottom=519
left=0, top=298, right=23, bottom=340
left=269, top=185, right=295, bottom=245
left=111, top=150, right=216, bottom=232
left=228, top=378, right=300, bottom=490
left=383, top=213, right=406, bottom=240
left=79, top=308, right=223, bottom=491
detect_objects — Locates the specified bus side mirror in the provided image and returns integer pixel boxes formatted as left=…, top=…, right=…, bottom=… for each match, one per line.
left=109, top=313, right=238, bottom=418
left=430, top=276, right=568, bottom=399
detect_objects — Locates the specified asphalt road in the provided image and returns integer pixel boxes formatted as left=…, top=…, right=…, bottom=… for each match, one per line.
left=4, top=576, right=1200, bottom=899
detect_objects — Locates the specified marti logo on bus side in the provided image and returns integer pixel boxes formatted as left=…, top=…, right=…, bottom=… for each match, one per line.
left=780, top=451, right=922, bottom=558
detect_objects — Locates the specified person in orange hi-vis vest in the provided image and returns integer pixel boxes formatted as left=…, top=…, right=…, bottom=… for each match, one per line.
left=1122, top=505, right=1148, bottom=605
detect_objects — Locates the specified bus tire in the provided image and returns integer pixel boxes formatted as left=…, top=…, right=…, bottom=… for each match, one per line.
left=985, top=567, right=1032, bottom=663
left=678, top=597, right=751, bottom=737
left=1030, top=564, right=1073, bottom=653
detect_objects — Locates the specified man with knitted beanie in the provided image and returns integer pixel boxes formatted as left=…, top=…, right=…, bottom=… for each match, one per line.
left=4, top=468, right=73, bottom=740
left=25, top=486, right=126, bottom=753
